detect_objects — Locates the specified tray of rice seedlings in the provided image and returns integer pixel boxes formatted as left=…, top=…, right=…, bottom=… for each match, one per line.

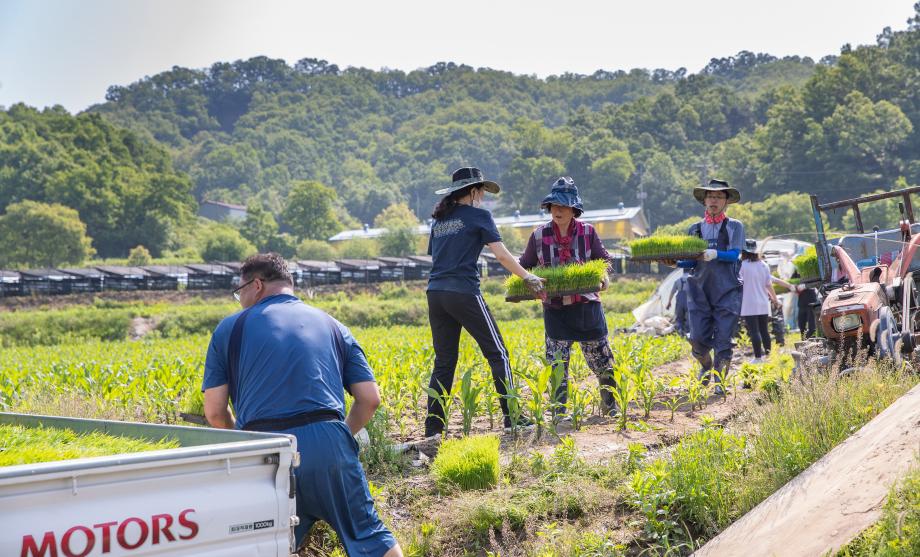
left=793, top=247, right=820, bottom=281
left=179, top=389, right=207, bottom=425
left=0, top=424, right=179, bottom=466
left=504, top=259, right=608, bottom=302
left=627, top=235, right=709, bottom=261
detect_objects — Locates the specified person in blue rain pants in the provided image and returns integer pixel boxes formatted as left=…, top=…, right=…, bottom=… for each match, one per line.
left=672, top=179, right=745, bottom=390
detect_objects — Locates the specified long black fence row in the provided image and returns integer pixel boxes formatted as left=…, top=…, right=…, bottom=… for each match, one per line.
left=0, top=252, right=663, bottom=298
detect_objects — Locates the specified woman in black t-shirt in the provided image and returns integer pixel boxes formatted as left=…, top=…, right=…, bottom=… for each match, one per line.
left=423, top=167, right=544, bottom=438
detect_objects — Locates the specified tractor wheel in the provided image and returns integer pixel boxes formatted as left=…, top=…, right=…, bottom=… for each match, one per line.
left=877, top=306, right=903, bottom=369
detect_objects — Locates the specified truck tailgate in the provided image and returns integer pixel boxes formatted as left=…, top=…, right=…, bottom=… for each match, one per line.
left=0, top=413, right=298, bottom=557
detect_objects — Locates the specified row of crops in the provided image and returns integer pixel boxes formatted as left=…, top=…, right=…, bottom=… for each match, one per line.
left=0, top=313, right=693, bottom=435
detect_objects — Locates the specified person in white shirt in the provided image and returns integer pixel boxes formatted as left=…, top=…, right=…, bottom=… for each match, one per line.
left=740, top=240, right=780, bottom=363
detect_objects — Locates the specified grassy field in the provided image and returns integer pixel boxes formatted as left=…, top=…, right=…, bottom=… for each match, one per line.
left=4, top=276, right=916, bottom=555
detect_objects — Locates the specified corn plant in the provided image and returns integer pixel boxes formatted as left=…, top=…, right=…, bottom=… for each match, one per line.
left=522, top=364, right=553, bottom=440
left=662, top=376, right=685, bottom=422
left=609, top=363, right=638, bottom=430
left=482, top=388, right=497, bottom=430
left=424, top=380, right=456, bottom=435
left=502, top=379, right=525, bottom=440
left=633, top=339, right=663, bottom=419
left=711, top=367, right=729, bottom=401
left=567, top=380, right=593, bottom=431
left=457, top=367, right=484, bottom=436
left=684, top=370, right=707, bottom=417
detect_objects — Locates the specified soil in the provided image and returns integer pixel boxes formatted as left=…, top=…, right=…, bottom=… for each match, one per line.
left=128, top=317, right=158, bottom=340
left=396, top=353, right=757, bottom=465
left=695, top=382, right=920, bottom=557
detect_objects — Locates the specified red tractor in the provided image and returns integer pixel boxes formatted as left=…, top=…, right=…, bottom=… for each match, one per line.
left=795, top=186, right=920, bottom=371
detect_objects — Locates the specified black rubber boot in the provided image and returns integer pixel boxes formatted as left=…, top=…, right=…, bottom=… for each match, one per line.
left=598, top=369, right=619, bottom=416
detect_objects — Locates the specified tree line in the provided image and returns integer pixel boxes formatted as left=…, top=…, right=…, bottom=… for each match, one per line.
left=4, top=6, right=920, bottom=267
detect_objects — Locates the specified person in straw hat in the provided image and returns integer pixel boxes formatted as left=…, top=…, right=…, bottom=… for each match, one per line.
left=518, top=176, right=618, bottom=418
left=424, top=167, right=545, bottom=438
left=672, top=179, right=746, bottom=391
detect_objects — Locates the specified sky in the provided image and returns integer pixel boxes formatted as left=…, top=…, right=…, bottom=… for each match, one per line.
left=0, top=0, right=916, bottom=113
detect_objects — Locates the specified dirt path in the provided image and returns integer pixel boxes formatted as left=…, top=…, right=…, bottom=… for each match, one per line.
left=401, top=354, right=756, bottom=464
left=695, top=382, right=920, bottom=557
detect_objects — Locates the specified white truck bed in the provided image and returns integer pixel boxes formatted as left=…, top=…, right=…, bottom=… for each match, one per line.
left=0, top=412, right=299, bottom=557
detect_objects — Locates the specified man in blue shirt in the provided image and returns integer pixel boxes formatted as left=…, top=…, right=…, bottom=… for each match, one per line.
left=203, top=253, right=402, bottom=557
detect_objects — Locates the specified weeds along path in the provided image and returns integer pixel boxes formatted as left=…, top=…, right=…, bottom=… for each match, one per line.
left=696, top=381, right=920, bottom=557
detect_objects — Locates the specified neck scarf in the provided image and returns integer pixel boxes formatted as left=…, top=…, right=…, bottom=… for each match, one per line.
left=552, top=220, right=576, bottom=263
left=704, top=211, right=727, bottom=225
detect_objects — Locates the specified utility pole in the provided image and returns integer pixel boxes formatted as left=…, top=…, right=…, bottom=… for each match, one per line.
left=636, top=162, right=647, bottom=209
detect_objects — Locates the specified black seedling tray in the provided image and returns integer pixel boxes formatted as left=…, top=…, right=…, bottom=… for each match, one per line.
left=505, top=285, right=602, bottom=303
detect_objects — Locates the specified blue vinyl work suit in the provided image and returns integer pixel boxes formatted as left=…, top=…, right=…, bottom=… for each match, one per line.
left=678, top=218, right=745, bottom=375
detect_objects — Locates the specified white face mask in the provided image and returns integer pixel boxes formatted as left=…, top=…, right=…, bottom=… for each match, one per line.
left=471, top=189, right=483, bottom=208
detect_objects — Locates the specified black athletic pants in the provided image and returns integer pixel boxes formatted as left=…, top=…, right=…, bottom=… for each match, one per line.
left=425, top=290, right=514, bottom=436
left=743, top=314, right=771, bottom=358
left=798, top=304, right=817, bottom=339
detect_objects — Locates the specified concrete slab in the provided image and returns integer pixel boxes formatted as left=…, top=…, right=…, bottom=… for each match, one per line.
left=695, top=382, right=920, bottom=557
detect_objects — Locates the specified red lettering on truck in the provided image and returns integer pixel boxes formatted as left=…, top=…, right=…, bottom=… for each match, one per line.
left=91, top=522, right=116, bottom=554
left=60, top=526, right=93, bottom=557
left=20, top=532, right=56, bottom=557
left=178, top=509, right=198, bottom=540
left=19, top=509, right=199, bottom=557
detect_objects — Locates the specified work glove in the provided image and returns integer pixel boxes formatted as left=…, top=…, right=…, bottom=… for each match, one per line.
left=354, top=428, right=370, bottom=450
left=523, top=272, right=546, bottom=293
left=702, top=249, right=718, bottom=262
left=600, top=274, right=609, bottom=291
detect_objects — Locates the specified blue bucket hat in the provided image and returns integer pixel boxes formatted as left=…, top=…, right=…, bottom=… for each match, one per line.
left=541, top=177, right=584, bottom=217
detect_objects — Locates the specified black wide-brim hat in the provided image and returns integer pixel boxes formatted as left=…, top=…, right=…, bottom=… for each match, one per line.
left=435, top=167, right=500, bottom=196
left=693, top=179, right=741, bottom=205
left=541, top=176, right=584, bottom=217
left=742, top=239, right=758, bottom=255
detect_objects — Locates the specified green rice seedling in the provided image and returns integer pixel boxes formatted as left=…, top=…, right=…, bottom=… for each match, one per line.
left=504, top=260, right=608, bottom=299
left=0, top=424, right=179, bottom=466
left=628, top=235, right=708, bottom=259
left=424, top=380, right=456, bottom=435
left=179, top=388, right=204, bottom=416
left=457, top=367, right=484, bottom=436
left=431, top=434, right=500, bottom=491
left=793, top=246, right=819, bottom=280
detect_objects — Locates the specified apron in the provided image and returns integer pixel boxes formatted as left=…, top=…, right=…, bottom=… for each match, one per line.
left=686, top=219, right=743, bottom=372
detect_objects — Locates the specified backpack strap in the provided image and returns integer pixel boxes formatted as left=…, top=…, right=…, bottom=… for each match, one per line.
left=227, top=307, right=255, bottom=405
left=324, top=315, right=348, bottom=383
